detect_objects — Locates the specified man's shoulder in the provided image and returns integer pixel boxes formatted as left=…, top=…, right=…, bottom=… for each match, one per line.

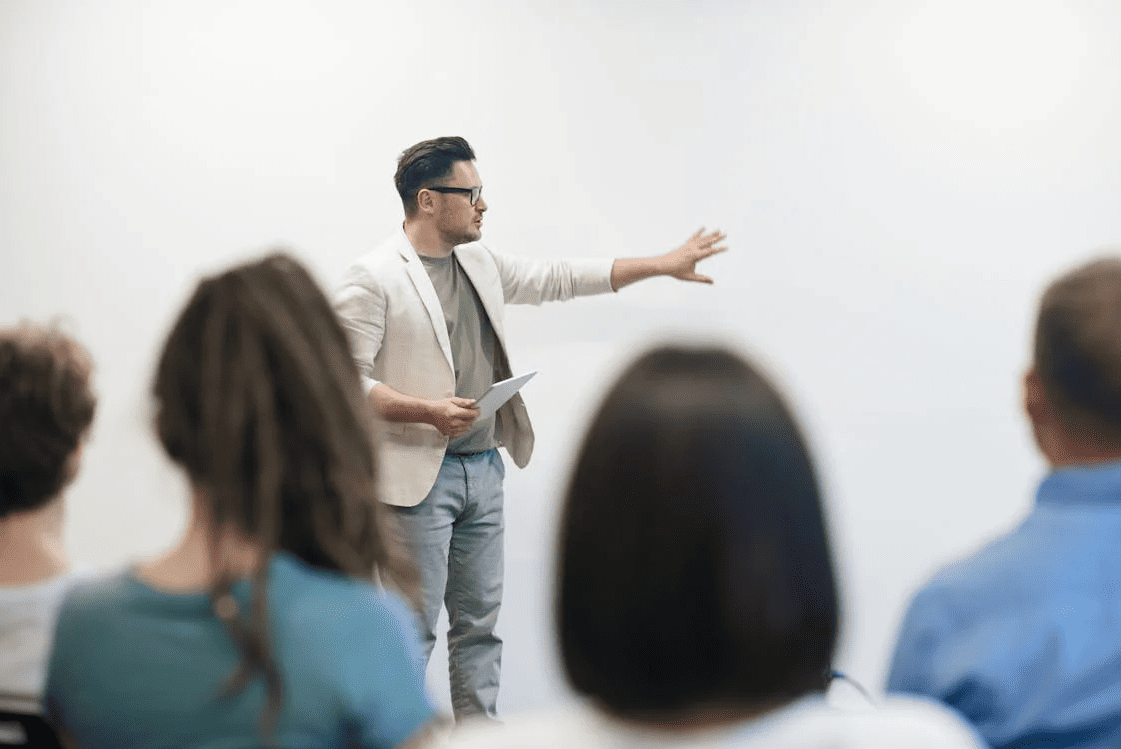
left=340, top=233, right=413, bottom=287
left=353, top=233, right=410, bottom=267
left=912, top=530, right=1025, bottom=606
left=453, top=240, right=500, bottom=263
left=897, top=513, right=1067, bottom=639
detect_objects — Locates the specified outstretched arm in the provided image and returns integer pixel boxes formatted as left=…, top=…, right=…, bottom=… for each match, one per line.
left=610, top=228, right=727, bottom=291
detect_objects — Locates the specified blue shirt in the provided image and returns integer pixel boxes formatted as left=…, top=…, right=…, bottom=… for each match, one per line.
left=887, top=460, right=1121, bottom=749
left=45, top=552, right=434, bottom=748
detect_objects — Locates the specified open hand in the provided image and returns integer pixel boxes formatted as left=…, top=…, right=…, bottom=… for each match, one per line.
left=663, top=228, right=728, bottom=284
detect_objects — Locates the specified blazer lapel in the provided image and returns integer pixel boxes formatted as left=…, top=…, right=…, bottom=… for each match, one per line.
left=396, top=234, right=455, bottom=373
left=454, top=245, right=506, bottom=344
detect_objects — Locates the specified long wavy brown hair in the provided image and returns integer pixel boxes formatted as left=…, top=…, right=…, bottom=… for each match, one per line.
left=152, top=252, right=417, bottom=736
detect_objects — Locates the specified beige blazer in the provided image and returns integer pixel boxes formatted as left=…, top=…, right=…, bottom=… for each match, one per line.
left=335, top=229, right=614, bottom=507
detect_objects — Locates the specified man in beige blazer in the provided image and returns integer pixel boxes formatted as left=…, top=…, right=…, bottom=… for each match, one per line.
left=334, top=136, right=725, bottom=722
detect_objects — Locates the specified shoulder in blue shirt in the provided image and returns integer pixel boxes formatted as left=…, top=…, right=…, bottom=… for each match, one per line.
left=887, top=460, right=1121, bottom=749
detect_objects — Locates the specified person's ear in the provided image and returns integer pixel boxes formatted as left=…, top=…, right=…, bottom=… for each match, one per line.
left=62, top=440, right=86, bottom=487
left=1024, top=367, right=1050, bottom=424
left=416, top=188, right=436, bottom=215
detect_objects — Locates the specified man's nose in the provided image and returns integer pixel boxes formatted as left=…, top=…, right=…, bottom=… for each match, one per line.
left=476, top=196, right=487, bottom=213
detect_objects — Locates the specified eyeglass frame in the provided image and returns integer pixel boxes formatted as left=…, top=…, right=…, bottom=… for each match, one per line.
left=423, top=185, right=483, bottom=206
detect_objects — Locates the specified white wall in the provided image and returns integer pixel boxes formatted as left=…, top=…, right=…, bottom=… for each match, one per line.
left=2, top=0, right=1120, bottom=717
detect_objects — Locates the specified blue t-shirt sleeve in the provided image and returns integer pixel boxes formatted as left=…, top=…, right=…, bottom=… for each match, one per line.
left=342, top=590, right=435, bottom=748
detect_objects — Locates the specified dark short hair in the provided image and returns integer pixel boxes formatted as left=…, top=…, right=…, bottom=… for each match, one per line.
left=1035, top=255, right=1121, bottom=446
left=0, top=324, right=96, bottom=519
left=557, top=345, right=839, bottom=718
left=394, top=136, right=476, bottom=216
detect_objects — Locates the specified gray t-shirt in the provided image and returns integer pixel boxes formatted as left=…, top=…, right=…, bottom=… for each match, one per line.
left=419, top=252, right=499, bottom=454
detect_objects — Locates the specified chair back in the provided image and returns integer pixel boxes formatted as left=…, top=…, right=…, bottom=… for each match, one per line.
left=0, top=694, right=64, bottom=749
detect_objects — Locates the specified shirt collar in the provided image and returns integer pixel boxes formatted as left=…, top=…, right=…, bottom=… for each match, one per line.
left=1037, top=458, right=1121, bottom=508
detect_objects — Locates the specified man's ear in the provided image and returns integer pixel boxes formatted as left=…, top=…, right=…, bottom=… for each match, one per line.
left=1024, top=366, right=1050, bottom=424
left=416, top=188, right=435, bottom=215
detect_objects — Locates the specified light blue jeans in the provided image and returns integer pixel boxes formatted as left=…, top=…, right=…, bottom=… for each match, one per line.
left=391, top=449, right=505, bottom=722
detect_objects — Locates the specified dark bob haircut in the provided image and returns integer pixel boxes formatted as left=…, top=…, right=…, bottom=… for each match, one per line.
left=0, top=323, right=96, bottom=519
left=557, top=345, right=839, bottom=719
left=393, top=136, right=476, bottom=216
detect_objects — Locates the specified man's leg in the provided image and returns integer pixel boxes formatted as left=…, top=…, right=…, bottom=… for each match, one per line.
left=391, top=456, right=464, bottom=667
left=445, top=449, right=505, bottom=721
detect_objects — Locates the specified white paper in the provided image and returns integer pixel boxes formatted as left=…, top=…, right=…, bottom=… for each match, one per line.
left=474, top=371, right=538, bottom=420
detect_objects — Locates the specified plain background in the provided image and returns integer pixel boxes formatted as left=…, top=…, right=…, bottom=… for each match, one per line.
left=3, top=0, right=1120, bottom=717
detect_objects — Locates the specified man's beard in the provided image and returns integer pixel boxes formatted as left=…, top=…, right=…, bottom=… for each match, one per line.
left=445, top=225, right=481, bottom=246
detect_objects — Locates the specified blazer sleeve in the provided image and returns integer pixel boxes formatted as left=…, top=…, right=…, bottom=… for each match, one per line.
left=488, top=247, right=615, bottom=305
left=334, top=265, right=388, bottom=395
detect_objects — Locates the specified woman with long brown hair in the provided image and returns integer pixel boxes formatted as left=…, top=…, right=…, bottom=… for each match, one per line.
left=44, top=253, right=434, bottom=748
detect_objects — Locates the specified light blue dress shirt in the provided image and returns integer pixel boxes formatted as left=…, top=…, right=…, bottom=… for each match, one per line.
left=887, top=459, right=1121, bottom=749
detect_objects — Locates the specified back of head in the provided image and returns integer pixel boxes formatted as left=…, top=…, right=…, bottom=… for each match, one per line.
left=558, top=346, right=838, bottom=720
left=1035, top=256, right=1121, bottom=448
left=153, top=251, right=415, bottom=736
left=394, top=136, right=476, bottom=216
left=0, top=324, right=95, bottom=520
left=153, top=251, right=399, bottom=579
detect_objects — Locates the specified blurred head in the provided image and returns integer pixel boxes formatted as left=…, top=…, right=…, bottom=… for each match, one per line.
left=153, top=252, right=414, bottom=730
left=0, top=323, right=96, bottom=520
left=395, top=136, right=487, bottom=248
left=154, top=251, right=407, bottom=579
left=558, top=345, right=838, bottom=721
left=1028, top=256, right=1121, bottom=460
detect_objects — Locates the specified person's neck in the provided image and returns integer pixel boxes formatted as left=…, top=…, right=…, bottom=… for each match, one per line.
left=1038, top=428, right=1121, bottom=469
left=1049, top=450, right=1121, bottom=469
left=0, top=498, right=70, bottom=586
left=136, top=490, right=262, bottom=592
left=403, top=218, right=454, bottom=258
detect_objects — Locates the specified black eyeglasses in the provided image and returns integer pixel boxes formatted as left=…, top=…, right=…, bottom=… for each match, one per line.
left=425, top=185, right=483, bottom=205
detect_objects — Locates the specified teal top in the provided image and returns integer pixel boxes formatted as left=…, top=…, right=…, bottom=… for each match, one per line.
left=45, top=552, right=434, bottom=748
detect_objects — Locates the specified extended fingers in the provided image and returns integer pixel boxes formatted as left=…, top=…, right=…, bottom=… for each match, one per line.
left=699, top=229, right=726, bottom=246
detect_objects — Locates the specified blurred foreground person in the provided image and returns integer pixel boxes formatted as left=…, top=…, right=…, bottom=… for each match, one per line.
left=888, top=257, right=1121, bottom=749
left=451, top=345, right=984, bottom=748
left=0, top=324, right=95, bottom=711
left=44, top=254, right=435, bottom=748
